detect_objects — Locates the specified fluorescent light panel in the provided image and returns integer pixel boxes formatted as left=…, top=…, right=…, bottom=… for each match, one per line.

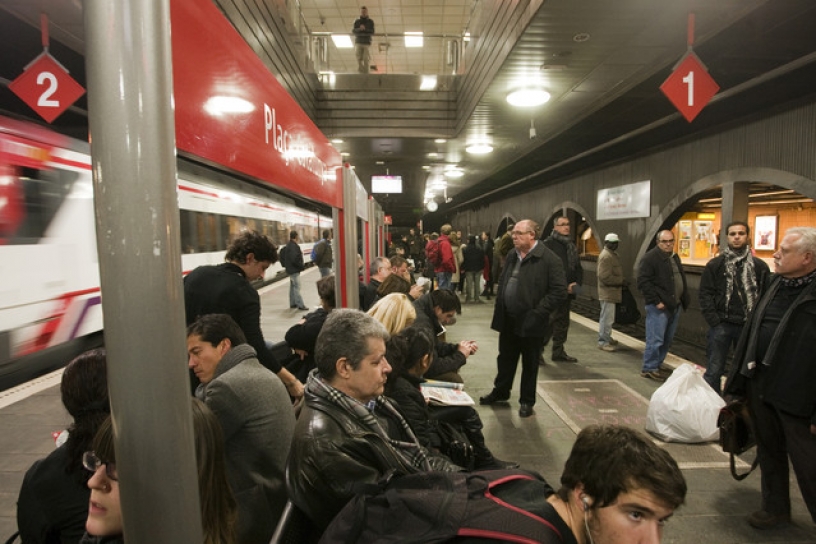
left=331, top=35, right=353, bottom=48
left=405, top=32, right=424, bottom=47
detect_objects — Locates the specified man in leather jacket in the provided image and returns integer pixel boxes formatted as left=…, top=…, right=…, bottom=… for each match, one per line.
left=287, top=310, right=460, bottom=534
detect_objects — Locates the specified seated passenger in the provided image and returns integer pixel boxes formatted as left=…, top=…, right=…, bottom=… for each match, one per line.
left=412, top=289, right=477, bottom=383
left=366, top=292, right=416, bottom=335
left=287, top=309, right=460, bottom=534
left=17, top=349, right=110, bottom=544
left=361, top=256, right=391, bottom=311
left=283, top=275, right=336, bottom=383
left=187, top=314, right=295, bottom=544
left=385, top=326, right=517, bottom=470
left=80, top=399, right=236, bottom=544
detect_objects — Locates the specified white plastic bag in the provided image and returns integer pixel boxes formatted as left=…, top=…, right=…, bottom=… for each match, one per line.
left=645, top=363, right=726, bottom=443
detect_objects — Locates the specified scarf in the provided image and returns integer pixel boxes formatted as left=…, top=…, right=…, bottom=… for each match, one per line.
left=780, top=266, right=816, bottom=288
left=720, top=246, right=758, bottom=314
left=305, top=370, right=431, bottom=471
left=548, top=231, right=579, bottom=273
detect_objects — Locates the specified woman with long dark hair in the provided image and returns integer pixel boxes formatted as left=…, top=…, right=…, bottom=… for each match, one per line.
left=17, top=349, right=110, bottom=544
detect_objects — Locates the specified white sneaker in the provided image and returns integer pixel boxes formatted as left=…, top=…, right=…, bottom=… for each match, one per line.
left=598, top=344, right=618, bottom=352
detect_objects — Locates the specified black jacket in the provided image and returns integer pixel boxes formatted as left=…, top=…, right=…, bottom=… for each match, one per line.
left=387, top=374, right=436, bottom=449
left=412, top=293, right=467, bottom=378
left=17, top=445, right=89, bottom=544
left=461, top=243, right=485, bottom=273
left=542, top=237, right=583, bottom=287
left=184, top=263, right=281, bottom=372
left=287, top=389, right=459, bottom=533
left=698, top=253, right=770, bottom=327
left=491, top=243, right=567, bottom=337
left=727, top=277, right=816, bottom=425
left=284, top=308, right=329, bottom=382
left=282, top=239, right=305, bottom=274
left=636, top=247, right=690, bottom=312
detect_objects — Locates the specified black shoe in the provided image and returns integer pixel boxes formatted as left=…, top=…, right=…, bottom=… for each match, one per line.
left=477, top=457, right=520, bottom=470
left=297, top=306, right=309, bottom=311
left=747, top=510, right=790, bottom=530
left=519, top=403, right=534, bottom=418
left=479, top=391, right=509, bottom=405
left=552, top=353, right=578, bottom=362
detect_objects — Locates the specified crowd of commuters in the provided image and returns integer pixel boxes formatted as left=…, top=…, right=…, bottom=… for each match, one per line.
left=16, top=223, right=816, bottom=541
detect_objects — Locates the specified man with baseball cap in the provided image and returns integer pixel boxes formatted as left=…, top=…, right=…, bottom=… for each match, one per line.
left=597, top=233, right=626, bottom=351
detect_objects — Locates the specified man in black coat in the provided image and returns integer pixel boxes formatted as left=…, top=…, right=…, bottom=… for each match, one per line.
left=480, top=219, right=567, bottom=418
left=184, top=230, right=303, bottom=398
left=699, top=221, right=770, bottom=393
left=726, top=227, right=816, bottom=530
left=637, top=230, right=689, bottom=382
left=542, top=216, right=584, bottom=362
left=281, top=230, right=308, bottom=311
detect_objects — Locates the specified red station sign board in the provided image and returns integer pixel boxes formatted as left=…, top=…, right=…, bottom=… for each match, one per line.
left=660, top=52, right=719, bottom=123
left=9, top=54, right=86, bottom=123
left=170, top=0, right=342, bottom=208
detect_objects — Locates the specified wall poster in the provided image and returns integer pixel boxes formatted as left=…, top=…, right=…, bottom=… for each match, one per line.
left=754, top=215, right=777, bottom=251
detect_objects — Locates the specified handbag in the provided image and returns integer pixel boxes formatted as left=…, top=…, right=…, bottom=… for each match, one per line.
left=432, top=420, right=475, bottom=470
left=717, top=399, right=759, bottom=480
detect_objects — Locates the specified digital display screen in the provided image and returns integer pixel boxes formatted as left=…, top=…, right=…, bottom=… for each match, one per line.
left=371, top=175, right=403, bottom=194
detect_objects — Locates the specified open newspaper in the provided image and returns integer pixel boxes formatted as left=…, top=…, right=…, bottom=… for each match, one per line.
left=420, top=381, right=475, bottom=406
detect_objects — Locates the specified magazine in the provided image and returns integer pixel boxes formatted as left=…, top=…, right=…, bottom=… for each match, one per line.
left=420, top=385, right=475, bottom=406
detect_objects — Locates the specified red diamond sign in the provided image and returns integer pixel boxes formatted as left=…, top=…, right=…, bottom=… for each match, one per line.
left=660, top=52, right=719, bottom=122
left=9, top=53, right=85, bottom=123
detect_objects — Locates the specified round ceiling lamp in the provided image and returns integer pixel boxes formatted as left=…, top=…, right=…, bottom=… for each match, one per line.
left=506, top=89, right=551, bottom=107
left=466, top=143, right=493, bottom=154
left=444, top=168, right=464, bottom=178
left=426, top=200, right=439, bottom=212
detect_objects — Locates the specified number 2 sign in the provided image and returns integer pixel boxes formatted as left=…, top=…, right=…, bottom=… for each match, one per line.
left=9, top=53, right=86, bottom=123
left=660, top=52, right=719, bottom=123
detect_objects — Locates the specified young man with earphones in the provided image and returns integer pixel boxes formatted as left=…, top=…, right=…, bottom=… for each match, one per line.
left=546, top=425, right=687, bottom=544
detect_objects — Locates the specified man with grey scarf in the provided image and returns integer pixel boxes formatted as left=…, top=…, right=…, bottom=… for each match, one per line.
left=699, top=221, right=770, bottom=393
left=541, top=216, right=583, bottom=363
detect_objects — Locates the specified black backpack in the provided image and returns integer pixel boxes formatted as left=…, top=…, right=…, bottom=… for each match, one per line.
left=319, top=469, right=568, bottom=543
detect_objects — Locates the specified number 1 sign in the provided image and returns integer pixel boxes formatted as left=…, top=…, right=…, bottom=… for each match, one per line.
left=660, top=52, right=719, bottom=123
left=9, top=53, right=86, bottom=123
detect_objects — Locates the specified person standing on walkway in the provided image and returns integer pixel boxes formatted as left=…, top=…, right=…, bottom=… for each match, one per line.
left=281, top=230, right=309, bottom=311
left=542, top=216, right=583, bottom=363
left=480, top=220, right=567, bottom=418
left=699, top=221, right=770, bottom=393
left=314, top=229, right=333, bottom=277
left=433, top=225, right=456, bottom=290
left=725, top=227, right=816, bottom=530
left=184, top=230, right=304, bottom=398
left=352, top=6, right=374, bottom=73
left=636, top=230, right=689, bottom=382
left=462, top=235, right=485, bottom=303
left=596, top=232, right=626, bottom=352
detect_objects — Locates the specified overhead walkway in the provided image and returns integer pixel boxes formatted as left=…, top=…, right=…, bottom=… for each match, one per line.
left=1, top=269, right=815, bottom=542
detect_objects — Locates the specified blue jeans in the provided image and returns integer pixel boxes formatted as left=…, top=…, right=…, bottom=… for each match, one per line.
left=289, top=272, right=305, bottom=308
left=598, top=300, right=615, bottom=346
left=318, top=267, right=332, bottom=277
left=436, top=271, right=452, bottom=290
left=704, top=322, right=743, bottom=393
left=642, top=304, right=682, bottom=372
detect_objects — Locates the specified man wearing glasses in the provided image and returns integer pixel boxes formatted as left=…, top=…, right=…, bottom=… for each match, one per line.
left=480, top=219, right=567, bottom=417
left=636, top=230, right=690, bottom=381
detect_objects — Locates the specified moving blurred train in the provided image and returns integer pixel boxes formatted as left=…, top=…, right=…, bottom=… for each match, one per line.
left=0, top=114, right=331, bottom=389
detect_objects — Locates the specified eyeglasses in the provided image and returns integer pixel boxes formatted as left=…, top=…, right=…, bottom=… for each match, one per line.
left=658, top=239, right=675, bottom=244
left=83, top=451, right=118, bottom=481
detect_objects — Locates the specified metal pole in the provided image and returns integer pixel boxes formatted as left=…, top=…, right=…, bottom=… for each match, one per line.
left=341, top=166, right=360, bottom=308
left=83, top=0, right=203, bottom=542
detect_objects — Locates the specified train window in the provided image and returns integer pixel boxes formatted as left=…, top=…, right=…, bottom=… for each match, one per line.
left=2, top=167, right=78, bottom=244
left=180, top=210, right=197, bottom=253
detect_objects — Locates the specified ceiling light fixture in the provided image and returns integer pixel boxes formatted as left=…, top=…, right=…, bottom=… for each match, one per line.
left=331, top=138, right=344, bottom=144
left=466, top=143, right=493, bottom=154
left=444, top=168, right=464, bottom=178
left=506, top=89, right=551, bottom=107
left=434, top=138, right=447, bottom=144
left=426, top=200, right=439, bottom=212
left=405, top=32, right=424, bottom=48
left=331, top=35, right=353, bottom=48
